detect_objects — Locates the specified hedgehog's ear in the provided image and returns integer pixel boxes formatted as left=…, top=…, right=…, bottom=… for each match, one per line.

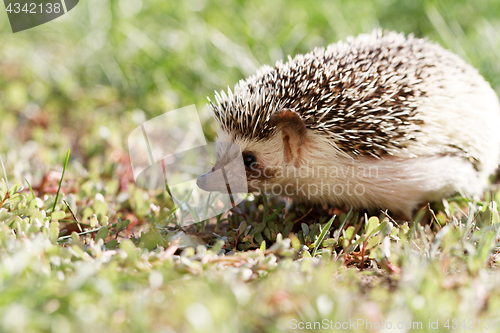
left=269, top=109, right=307, bottom=164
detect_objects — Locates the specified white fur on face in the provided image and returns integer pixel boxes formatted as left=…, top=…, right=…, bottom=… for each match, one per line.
left=215, top=127, right=489, bottom=218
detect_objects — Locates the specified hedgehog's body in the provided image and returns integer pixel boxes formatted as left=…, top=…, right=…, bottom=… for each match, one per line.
left=197, top=30, right=500, bottom=217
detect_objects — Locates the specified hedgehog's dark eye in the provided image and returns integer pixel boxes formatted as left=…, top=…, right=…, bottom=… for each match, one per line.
left=243, top=153, right=257, bottom=168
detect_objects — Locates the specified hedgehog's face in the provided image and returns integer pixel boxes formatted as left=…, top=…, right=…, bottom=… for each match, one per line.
left=197, top=110, right=308, bottom=194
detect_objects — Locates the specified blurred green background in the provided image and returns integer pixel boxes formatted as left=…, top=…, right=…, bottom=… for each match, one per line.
left=1, top=0, right=500, bottom=183
left=1, top=1, right=500, bottom=331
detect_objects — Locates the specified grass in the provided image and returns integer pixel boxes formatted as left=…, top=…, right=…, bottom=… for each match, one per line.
left=0, top=0, right=500, bottom=332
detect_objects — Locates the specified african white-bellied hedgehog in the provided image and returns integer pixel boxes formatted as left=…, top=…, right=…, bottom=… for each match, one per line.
left=196, top=30, right=500, bottom=218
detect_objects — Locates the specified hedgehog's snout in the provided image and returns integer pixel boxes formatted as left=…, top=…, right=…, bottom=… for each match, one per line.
left=196, top=170, right=226, bottom=192
left=197, top=154, right=249, bottom=193
left=198, top=168, right=248, bottom=193
left=196, top=173, right=208, bottom=190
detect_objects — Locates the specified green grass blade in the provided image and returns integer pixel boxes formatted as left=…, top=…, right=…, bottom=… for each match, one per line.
left=311, top=215, right=336, bottom=257
left=261, top=190, right=269, bottom=223
left=25, top=178, right=35, bottom=200
left=337, top=207, right=352, bottom=232
left=0, top=154, right=7, bottom=184
left=52, top=149, right=70, bottom=213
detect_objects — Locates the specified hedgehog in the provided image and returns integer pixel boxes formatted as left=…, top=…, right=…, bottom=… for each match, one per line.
left=196, top=30, right=500, bottom=218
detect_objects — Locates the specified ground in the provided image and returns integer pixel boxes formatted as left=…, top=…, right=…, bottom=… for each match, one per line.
left=0, top=0, right=500, bottom=332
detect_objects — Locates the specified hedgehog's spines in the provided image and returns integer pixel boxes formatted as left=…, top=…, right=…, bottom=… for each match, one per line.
left=208, top=29, right=486, bottom=157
